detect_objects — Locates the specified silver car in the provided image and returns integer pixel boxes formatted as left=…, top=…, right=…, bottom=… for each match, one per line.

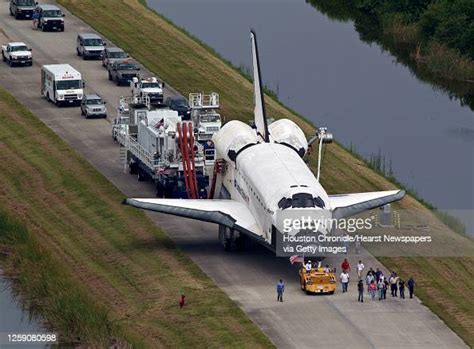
left=81, top=94, right=107, bottom=119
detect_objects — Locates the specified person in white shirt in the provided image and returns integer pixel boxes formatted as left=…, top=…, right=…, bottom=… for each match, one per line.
left=357, top=260, right=365, bottom=279
left=305, top=260, right=312, bottom=273
left=340, top=271, right=350, bottom=293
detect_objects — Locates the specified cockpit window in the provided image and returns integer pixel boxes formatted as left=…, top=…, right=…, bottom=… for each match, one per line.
left=278, top=198, right=292, bottom=210
left=278, top=193, right=326, bottom=209
left=313, top=196, right=326, bottom=208
left=291, top=193, right=314, bottom=208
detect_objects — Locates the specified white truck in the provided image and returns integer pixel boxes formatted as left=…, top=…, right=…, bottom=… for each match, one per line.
left=2, top=42, right=32, bottom=67
left=41, top=64, right=84, bottom=107
left=130, top=77, right=165, bottom=108
left=189, top=92, right=222, bottom=142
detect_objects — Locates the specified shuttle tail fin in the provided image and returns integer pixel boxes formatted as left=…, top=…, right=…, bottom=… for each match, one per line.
left=250, top=30, right=270, bottom=143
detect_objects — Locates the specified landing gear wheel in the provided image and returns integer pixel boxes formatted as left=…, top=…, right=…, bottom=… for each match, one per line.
left=129, top=162, right=138, bottom=175
left=137, top=168, right=146, bottom=182
left=156, top=183, right=164, bottom=198
left=219, top=225, right=237, bottom=252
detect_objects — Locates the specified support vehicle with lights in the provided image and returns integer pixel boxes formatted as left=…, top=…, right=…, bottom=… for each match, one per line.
left=299, top=263, right=337, bottom=294
left=41, top=64, right=84, bottom=107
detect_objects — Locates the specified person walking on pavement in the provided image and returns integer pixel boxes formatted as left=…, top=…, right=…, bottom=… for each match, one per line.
left=399, top=279, right=405, bottom=299
left=277, top=279, right=285, bottom=302
left=378, top=279, right=385, bottom=300
left=366, top=271, right=374, bottom=293
left=407, top=277, right=416, bottom=299
left=357, top=260, right=365, bottom=279
left=357, top=279, right=364, bottom=302
left=341, top=258, right=351, bottom=273
left=390, top=272, right=399, bottom=297
left=383, top=278, right=389, bottom=299
left=368, top=280, right=377, bottom=300
left=340, top=270, right=350, bottom=293
left=32, top=10, right=39, bottom=30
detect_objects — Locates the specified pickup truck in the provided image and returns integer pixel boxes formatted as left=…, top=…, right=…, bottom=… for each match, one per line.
left=107, top=60, right=140, bottom=86
left=1, top=42, right=32, bottom=67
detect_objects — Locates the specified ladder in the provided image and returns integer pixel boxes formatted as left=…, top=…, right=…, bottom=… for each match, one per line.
left=119, top=145, right=127, bottom=173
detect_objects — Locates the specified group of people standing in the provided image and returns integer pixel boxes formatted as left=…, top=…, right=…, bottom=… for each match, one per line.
left=338, top=259, right=416, bottom=302
left=355, top=261, right=415, bottom=302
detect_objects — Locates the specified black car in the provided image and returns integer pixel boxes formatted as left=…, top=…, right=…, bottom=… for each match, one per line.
left=165, top=96, right=191, bottom=120
left=36, top=4, right=65, bottom=32
left=108, top=60, right=140, bottom=86
left=9, top=0, right=36, bottom=19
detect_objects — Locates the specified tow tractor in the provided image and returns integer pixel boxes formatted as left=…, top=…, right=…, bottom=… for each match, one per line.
left=299, top=262, right=337, bottom=295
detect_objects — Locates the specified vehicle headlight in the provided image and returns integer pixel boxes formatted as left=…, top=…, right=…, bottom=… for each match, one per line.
left=57, top=94, right=64, bottom=100
left=78, top=94, right=83, bottom=99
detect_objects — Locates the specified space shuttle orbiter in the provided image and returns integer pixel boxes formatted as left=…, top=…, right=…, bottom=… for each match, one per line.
left=124, top=30, right=404, bottom=252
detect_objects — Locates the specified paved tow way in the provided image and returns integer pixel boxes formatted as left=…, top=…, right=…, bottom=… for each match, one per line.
left=0, top=2, right=467, bottom=348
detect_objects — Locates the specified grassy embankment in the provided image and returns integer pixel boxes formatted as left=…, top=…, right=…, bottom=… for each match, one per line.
left=307, top=0, right=474, bottom=82
left=0, top=88, right=273, bottom=347
left=57, top=0, right=474, bottom=344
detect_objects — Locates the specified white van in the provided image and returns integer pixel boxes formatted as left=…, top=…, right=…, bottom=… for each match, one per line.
left=41, top=64, right=84, bottom=107
left=76, top=33, right=106, bottom=60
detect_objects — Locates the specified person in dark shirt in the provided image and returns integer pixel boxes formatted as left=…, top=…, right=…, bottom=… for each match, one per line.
left=399, top=279, right=406, bottom=299
left=407, top=277, right=415, bottom=299
left=357, top=279, right=364, bottom=302
left=276, top=279, right=285, bottom=302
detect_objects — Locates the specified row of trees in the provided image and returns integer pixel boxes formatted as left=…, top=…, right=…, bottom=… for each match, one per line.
left=353, top=0, right=473, bottom=60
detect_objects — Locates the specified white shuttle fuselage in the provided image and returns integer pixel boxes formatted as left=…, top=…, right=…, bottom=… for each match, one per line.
left=124, top=30, right=405, bottom=254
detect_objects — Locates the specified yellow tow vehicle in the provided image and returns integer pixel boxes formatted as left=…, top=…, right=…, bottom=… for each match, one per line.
left=299, top=265, right=337, bottom=295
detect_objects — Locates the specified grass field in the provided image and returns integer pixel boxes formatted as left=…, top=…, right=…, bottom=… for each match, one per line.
left=56, top=0, right=474, bottom=345
left=0, top=87, right=273, bottom=347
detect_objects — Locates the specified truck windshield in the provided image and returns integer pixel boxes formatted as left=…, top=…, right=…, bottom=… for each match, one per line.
left=56, top=80, right=82, bottom=90
left=84, top=39, right=103, bottom=46
left=11, top=45, right=28, bottom=52
left=117, top=64, right=137, bottom=70
left=109, top=51, right=127, bottom=58
left=17, top=0, right=35, bottom=6
left=172, top=99, right=189, bottom=108
left=141, top=82, right=161, bottom=88
left=42, top=10, right=63, bottom=17
left=86, top=99, right=102, bottom=105
left=200, top=114, right=220, bottom=123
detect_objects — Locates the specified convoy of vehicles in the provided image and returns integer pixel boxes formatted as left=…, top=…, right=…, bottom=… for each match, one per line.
left=3, top=4, right=348, bottom=297
left=9, top=0, right=36, bottom=19
left=108, top=60, right=140, bottom=86
left=36, top=4, right=65, bottom=32
left=81, top=94, right=107, bottom=118
left=41, top=64, right=83, bottom=106
left=2, top=42, right=32, bottom=66
left=130, top=77, right=164, bottom=107
left=76, top=33, right=106, bottom=60
left=102, top=47, right=129, bottom=67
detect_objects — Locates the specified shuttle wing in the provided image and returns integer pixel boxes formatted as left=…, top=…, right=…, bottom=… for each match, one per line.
left=329, top=190, right=405, bottom=219
left=124, top=198, right=262, bottom=237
